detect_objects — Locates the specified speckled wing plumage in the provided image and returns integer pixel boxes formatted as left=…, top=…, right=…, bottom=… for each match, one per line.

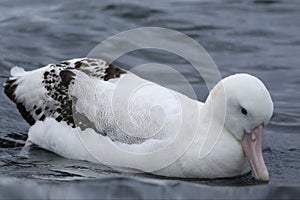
left=4, top=58, right=126, bottom=129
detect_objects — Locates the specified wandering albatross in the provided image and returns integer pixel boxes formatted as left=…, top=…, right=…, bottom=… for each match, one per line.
left=4, top=58, right=273, bottom=181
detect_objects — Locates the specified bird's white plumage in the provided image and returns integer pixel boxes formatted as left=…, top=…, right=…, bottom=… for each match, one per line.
left=4, top=58, right=274, bottom=179
left=10, top=66, right=26, bottom=77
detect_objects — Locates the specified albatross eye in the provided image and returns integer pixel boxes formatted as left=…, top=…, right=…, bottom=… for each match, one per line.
left=241, top=107, right=248, bottom=115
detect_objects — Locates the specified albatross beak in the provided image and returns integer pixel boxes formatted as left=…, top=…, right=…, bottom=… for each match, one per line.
left=241, top=125, right=269, bottom=181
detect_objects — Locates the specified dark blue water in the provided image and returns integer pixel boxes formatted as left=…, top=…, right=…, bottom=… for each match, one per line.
left=0, top=0, right=299, bottom=199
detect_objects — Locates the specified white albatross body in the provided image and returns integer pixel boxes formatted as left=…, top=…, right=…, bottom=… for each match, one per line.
left=4, top=58, right=273, bottom=181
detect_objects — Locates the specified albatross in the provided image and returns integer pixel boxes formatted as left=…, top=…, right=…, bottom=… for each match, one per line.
left=4, top=58, right=273, bottom=181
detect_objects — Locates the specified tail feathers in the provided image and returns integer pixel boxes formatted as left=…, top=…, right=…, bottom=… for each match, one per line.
left=10, top=66, right=26, bottom=77
left=4, top=77, right=36, bottom=125
left=3, top=66, right=26, bottom=89
left=4, top=65, right=51, bottom=126
left=4, top=66, right=78, bottom=127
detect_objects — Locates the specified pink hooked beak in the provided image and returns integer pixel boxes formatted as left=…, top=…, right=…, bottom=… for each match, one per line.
left=241, top=125, right=269, bottom=181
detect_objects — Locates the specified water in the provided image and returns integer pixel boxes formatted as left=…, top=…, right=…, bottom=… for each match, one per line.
left=0, top=0, right=300, bottom=198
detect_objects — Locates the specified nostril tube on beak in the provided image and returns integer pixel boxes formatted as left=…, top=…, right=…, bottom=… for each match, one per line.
left=251, top=132, right=256, bottom=142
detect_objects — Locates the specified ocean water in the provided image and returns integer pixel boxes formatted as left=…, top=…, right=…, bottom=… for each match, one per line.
left=0, top=0, right=299, bottom=199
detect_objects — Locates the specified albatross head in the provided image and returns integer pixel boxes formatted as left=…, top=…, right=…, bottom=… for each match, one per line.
left=209, top=73, right=273, bottom=181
